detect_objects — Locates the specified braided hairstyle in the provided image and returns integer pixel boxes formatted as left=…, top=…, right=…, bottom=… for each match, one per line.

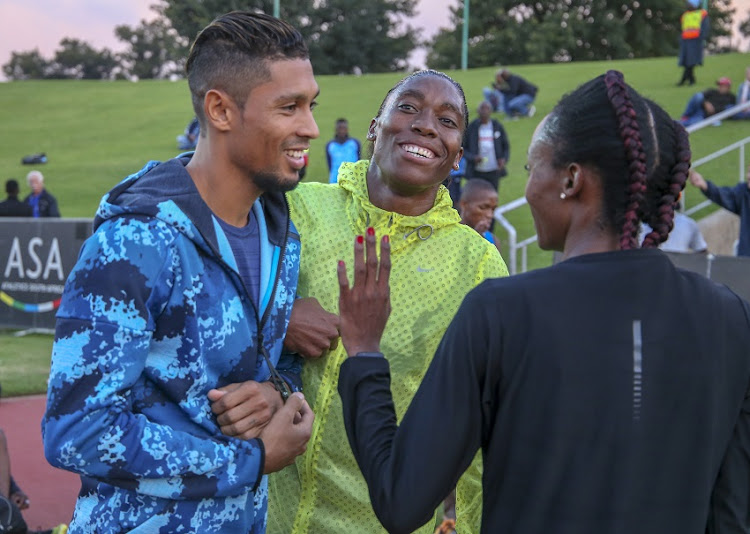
left=640, top=103, right=692, bottom=247
left=541, top=70, right=691, bottom=249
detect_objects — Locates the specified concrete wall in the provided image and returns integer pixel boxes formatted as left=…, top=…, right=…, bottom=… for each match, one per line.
left=697, top=209, right=740, bottom=256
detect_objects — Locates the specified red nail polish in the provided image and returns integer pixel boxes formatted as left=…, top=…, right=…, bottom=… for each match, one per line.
left=367, top=227, right=375, bottom=236
left=383, top=235, right=389, bottom=244
left=357, top=235, right=364, bottom=244
left=338, top=260, right=345, bottom=267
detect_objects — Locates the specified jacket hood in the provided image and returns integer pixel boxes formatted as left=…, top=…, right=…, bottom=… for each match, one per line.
left=94, top=154, right=291, bottom=258
left=337, top=160, right=460, bottom=243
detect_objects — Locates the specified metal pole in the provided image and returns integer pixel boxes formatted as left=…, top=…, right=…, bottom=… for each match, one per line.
left=274, top=0, right=280, bottom=18
left=461, top=0, right=469, bottom=70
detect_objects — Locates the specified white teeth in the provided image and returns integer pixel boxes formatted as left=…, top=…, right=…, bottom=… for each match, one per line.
left=403, top=144, right=435, bottom=159
left=285, top=150, right=304, bottom=158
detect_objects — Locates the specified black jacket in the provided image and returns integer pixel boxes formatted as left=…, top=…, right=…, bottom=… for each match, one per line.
left=340, top=249, right=750, bottom=534
left=501, top=74, right=538, bottom=99
left=24, top=189, right=59, bottom=217
left=463, top=118, right=510, bottom=179
left=0, top=197, right=33, bottom=217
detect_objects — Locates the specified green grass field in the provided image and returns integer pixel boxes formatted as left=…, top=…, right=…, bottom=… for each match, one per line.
left=1, top=52, right=749, bottom=395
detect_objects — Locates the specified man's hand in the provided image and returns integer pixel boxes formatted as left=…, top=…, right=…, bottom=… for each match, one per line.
left=703, top=101, right=715, bottom=115
left=689, top=169, right=708, bottom=191
left=337, top=229, right=391, bottom=357
left=497, top=158, right=506, bottom=172
left=209, top=381, right=283, bottom=440
left=260, top=392, right=314, bottom=474
left=283, top=297, right=341, bottom=358
left=10, top=490, right=29, bottom=510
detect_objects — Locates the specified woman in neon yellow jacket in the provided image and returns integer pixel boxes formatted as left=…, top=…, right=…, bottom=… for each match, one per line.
left=270, top=70, right=507, bottom=534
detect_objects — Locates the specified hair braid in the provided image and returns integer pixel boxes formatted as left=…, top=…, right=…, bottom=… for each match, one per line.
left=604, top=70, right=648, bottom=250
left=642, top=121, right=691, bottom=248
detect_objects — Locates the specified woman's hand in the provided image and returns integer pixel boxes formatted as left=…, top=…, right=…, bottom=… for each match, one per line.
left=337, top=228, right=391, bottom=356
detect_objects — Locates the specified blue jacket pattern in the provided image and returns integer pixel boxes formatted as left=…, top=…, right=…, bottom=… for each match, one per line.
left=42, top=155, right=301, bottom=533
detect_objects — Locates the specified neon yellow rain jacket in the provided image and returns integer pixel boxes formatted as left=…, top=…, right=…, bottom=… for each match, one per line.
left=268, top=161, right=508, bottom=534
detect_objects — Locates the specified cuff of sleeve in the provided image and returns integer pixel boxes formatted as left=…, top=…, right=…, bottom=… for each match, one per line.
left=251, top=438, right=265, bottom=493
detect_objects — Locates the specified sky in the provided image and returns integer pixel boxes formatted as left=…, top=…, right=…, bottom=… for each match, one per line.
left=1, top=0, right=749, bottom=80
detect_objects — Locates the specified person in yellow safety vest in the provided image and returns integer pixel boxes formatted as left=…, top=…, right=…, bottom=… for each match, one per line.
left=678, top=0, right=709, bottom=86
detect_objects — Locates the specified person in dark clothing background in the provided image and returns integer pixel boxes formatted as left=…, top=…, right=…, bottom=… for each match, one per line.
left=679, top=77, right=736, bottom=126
left=24, top=171, right=59, bottom=218
left=689, top=164, right=750, bottom=256
left=463, top=100, right=510, bottom=191
left=678, top=0, right=709, bottom=86
left=0, top=179, right=32, bottom=217
left=483, top=69, right=537, bottom=118
left=335, top=70, right=750, bottom=534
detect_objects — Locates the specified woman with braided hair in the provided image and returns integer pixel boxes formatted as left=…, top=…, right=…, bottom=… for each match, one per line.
left=335, top=70, right=750, bottom=534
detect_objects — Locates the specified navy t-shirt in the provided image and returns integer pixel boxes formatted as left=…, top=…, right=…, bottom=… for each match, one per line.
left=217, top=211, right=261, bottom=307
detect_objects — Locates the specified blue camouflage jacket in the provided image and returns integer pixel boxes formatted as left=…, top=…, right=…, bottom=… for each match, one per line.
left=42, top=155, right=301, bottom=533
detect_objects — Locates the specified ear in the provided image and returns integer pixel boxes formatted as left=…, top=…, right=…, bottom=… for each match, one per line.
left=453, top=147, right=464, bottom=170
left=367, top=118, right=378, bottom=141
left=563, top=162, right=585, bottom=199
left=204, top=89, right=234, bottom=133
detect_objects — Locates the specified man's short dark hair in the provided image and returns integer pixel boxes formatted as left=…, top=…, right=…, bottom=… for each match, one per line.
left=186, top=11, right=309, bottom=130
left=5, top=179, right=19, bottom=196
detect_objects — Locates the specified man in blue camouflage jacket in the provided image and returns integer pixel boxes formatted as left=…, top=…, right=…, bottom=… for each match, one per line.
left=42, top=12, right=319, bottom=533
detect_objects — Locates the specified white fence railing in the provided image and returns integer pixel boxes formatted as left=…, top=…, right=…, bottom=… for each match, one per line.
left=494, top=100, right=750, bottom=275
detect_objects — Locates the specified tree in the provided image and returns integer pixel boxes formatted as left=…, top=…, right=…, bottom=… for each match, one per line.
left=153, top=0, right=419, bottom=74
left=737, top=8, right=750, bottom=46
left=47, top=38, right=118, bottom=79
left=427, top=0, right=735, bottom=69
left=115, top=18, right=188, bottom=79
left=2, top=49, right=50, bottom=80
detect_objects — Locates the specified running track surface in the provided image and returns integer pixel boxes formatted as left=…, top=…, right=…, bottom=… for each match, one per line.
left=1, top=394, right=78, bottom=530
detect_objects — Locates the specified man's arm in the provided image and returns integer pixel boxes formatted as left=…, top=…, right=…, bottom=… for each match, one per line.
left=42, top=218, right=266, bottom=500
left=498, top=121, right=510, bottom=163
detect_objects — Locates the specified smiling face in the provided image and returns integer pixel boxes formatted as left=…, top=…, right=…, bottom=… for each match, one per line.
left=369, top=75, right=464, bottom=195
left=229, top=58, right=320, bottom=193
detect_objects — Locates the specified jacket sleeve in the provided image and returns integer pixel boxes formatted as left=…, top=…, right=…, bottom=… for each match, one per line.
left=462, top=126, right=477, bottom=163
left=473, top=244, right=508, bottom=285
left=338, top=289, right=492, bottom=534
left=497, top=122, right=510, bottom=162
left=703, top=180, right=744, bottom=215
left=48, top=194, right=60, bottom=217
left=706, top=298, right=750, bottom=533
left=275, top=351, right=303, bottom=393
left=42, top=217, right=265, bottom=500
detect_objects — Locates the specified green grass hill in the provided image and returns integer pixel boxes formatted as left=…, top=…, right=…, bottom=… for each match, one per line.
left=1, top=52, right=749, bottom=394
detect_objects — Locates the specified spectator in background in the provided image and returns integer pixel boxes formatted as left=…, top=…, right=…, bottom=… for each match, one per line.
left=639, top=194, right=707, bottom=253
left=459, top=178, right=501, bottom=253
left=482, top=68, right=537, bottom=118
left=463, top=100, right=510, bottom=191
left=731, top=66, right=750, bottom=119
left=0, top=179, right=32, bottom=217
left=177, top=116, right=200, bottom=150
left=24, top=171, right=59, bottom=218
left=326, top=118, right=361, bottom=183
left=678, top=77, right=736, bottom=126
left=677, top=0, right=709, bottom=86
left=689, top=166, right=750, bottom=256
